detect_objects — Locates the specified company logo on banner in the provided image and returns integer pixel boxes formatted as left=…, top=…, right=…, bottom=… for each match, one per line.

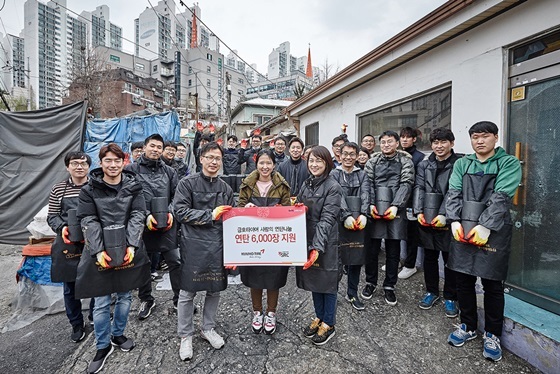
left=222, top=206, right=307, bottom=266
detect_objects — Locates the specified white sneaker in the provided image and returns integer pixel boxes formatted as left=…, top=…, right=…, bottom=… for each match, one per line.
left=179, top=336, right=193, bottom=361
left=252, top=311, right=263, bottom=333
left=228, top=274, right=242, bottom=285
left=381, top=265, right=386, bottom=271
left=201, top=328, right=224, bottom=349
left=398, top=267, right=417, bottom=279
left=263, top=312, right=276, bottom=335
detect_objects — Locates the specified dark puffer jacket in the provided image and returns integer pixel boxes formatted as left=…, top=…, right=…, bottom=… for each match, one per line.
left=277, top=157, right=310, bottom=197
left=126, top=156, right=178, bottom=253
left=243, top=147, right=261, bottom=174
left=75, top=168, right=150, bottom=298
left=330, top=166, right=370, bottom=220
left=173, top=172, right=235, bottom=292
left=223, top=147, right=245, bottom=175
left=295, top=174, right=342, bottom=294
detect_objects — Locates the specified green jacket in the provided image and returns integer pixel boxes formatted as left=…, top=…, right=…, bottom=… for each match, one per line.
left=238, top=170, right=291, bottom=207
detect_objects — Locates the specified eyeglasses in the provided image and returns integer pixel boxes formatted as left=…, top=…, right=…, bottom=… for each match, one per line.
left=132, top=150, right=142, bottom=155
left=332, top=144, right=344, bottom=149
left=202, top=155, right=222, bottom=163
left=341, top=152, right=357, bottom=158
left=69, top=161, right=89, bottom=168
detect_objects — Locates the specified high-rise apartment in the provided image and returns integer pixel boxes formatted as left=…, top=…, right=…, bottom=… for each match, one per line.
left=80, top=5, right=123, bottom=51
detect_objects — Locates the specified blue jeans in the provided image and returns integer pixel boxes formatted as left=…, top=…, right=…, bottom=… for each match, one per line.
left=311, top=292, right=337, bottom=326
left=93, top=292, right=132, bottom=350
left=346, top=265, right=362, bottom=298
left=63, top=281, right=94, bottom=327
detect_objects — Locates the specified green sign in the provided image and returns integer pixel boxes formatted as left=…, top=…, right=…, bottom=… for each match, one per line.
left=110, top=55, right=121, bottom=63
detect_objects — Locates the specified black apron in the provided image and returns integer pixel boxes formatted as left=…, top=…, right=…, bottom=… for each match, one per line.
left=370, top=160, right=407, bottom=240
left=50, top=186, right=83, bottom=283
left=447, top=161, right=512, bottom=281
left=339, top=196, right=367, bottom=265
left=239, top=195, right=290, bottom=290
left=75, top=242, right=151, bottom=299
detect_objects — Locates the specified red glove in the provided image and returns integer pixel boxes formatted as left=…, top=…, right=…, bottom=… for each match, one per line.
left=216, top=138, right=223, bottom=146
left=240, top=139, right=248, bottom=149
left=209, top=124, right=215, bottom=134
left=303, top=249, right=319, bottom=270
left=383, top=206, right=398, bottom=220
left=451, top=222, right=468, bottom=243
left=294, top=202, right=308, bottom=212
left=354, top=215, right=367, bottom=230
left=225, top=265, right=237, bottom=270
left=196, top=122, right=204, bottom=132
left=417, top=213, right=430, bottom=227
left=123, top=247, right=135, bottom=265
left=61, top=226, right=72, bottom=244
left=466, top=225, right=490, bottom=246
left=146, top=215, right=158, bottom=231
left=212, top=205, right=233, bottom=220
left=96, top=251, right=112, bottom=268
left=370, top=205, right=382, bottom=219
left=164, top=213, right=173, bottom=231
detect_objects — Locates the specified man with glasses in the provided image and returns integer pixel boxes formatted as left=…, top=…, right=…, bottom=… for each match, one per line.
left=272, top=136, right=287, bottom=166
left=173, top=142, right=234, bottom=361
left=243, top=135, right=263, bottom=174
left=331, top=135, right=347, bottom=168
left=174, top=142, right=190, bottom=178
left=361, top=134, right=376, bottom=154
left=47, top=151, right=93, bottom=342
left=362, top=131, right=414, bottom=306
left=130, top=142, right=144, bottom=162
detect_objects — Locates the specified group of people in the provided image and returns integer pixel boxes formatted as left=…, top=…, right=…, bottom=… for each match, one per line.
left=47, top=120, right=520, bottom=373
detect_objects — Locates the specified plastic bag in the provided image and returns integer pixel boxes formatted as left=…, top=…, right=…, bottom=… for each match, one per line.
left=26, top=205, right=56, bottom=239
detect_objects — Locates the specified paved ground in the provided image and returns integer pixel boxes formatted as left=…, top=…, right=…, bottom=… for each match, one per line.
left=0, top=243, right=541, bottom=373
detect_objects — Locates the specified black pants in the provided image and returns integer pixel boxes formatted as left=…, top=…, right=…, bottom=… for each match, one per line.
left=423, top=249, right=457, bottom=300
left=403, top=220, right=419, bottom=268
left=455, top=271, right=504, bottom=336
left=63, top=281, right=94, bottom=327
left=346, top=265, right=362, bottom=297
left=139, top=248, right=181, bottom=303
left=364, top=238, right=400, bottom=290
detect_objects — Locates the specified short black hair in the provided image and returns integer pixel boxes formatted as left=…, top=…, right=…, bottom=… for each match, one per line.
left=201, top=134, right=213, bottom=142
left=252, top=135, right=262, bottom=141
left=144, top=133, right=164, bottom=146
left=130, top=142, right=144, bottom=151
left=164, top=141, right=177, bottom=150
left=289, top=137, right=304, bottom=148
left=400, top=127, right=418, bottom=138
left=176, top=142, right=186, bottom=148
left=429, top=127, right=455, bottom=143
left=64, top=151, right=91, bottom=167
left=359, top=147, right=371, bottom=156
left=379, top=130, right=399, bottom=142
left=274, top=136, right=287, bottom=145
left=341, top=141, right=360, bottom=154
left=227, top=135, right=238, bottom=142
left=469, top=121, right=499, bottom=136
left=331, top=134, right=348, bottom=146
left=361, top=134, right=375, bottom=142
left=200, top=142, right=224, bottom=157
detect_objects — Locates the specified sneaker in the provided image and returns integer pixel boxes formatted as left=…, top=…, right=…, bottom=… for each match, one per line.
left=361, top=283, right=376, bottom=300
left=228, top=274, right=242, bottom=285
left=303, top=317, right=321, bottom=338
left=88, top=345, right=114, bottom=374
left=311, top=322, right=336, bottom=346
left=87, top=314, right=94, bottom=326
left=151, top=272, right=163, bottom=282
left=381, top=265, right=386, bottom=271
left=483, top=332, right=502, bottom=362
left=419, top=292, right=440, bottom=310
left=179, top=336, right=193, bottom=361
left=138, top=300, right=155, bottom=320
left=252, top=311, right=263, bottom=334
left=384, top=289, right=397, bottom=306
left=345, top=295, right=365, bottom=311
left=448, top=323, right=477, bottom=347
left=201, top=328, right=224, bottom=349
left=110, top=335, right=135, bottom=352
left=263, top=312, right=277, bottom=335
left=398, top=266, right=417, bottom=279
left=444, top=300, right=459, bottom=318
left=71, top=323, right=85, bottom=342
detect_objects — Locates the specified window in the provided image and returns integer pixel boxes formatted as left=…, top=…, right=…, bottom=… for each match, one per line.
left=124, top=82, right=132, bottom=92
left=207, top=66, right=211, bottom=73
left=188, top=66, right=192, bottom=74
left=188, top=79, right=192, bottom=87
left=153, top=64, right=158, bottom=73
left=207, top=79, right=211, bottom=87
left=206, top=53, right=213, bottom=61
left=358, top=86, right=452, bottom=151
left=135, top=63, right=145, bottom=70
left=305, top=122, right=319, bottom=146
left=238, top=78, right=244, bottom=84
left=207, top=92, right=211, bottom=99
left=238, top=89, right=243, bottom=95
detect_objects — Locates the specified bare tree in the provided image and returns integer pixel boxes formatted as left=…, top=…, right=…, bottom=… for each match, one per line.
left=293, top=83, right=307, bottom=99
left=0, top=93, right=35, bottom=111
left=316, top=57, right=341, bottom=85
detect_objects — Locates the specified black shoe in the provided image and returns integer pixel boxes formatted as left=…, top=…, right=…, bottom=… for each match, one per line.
left=88, top=345, right=114, bottom=374
left=87, top=314, right=94, bottom=326
left=361, top=283, right=376, bottom=300
left=110, top=335, right=135, bottom=352
left=303, top=318, right=321, bottom=338
left=384, top=289, right=397, bottom=306
left=345, top=295, right=365, bottom=311
left=138, top=300, right=155, bottom=320
left=312, top=323, right=336, bottom=345
left=71, top=323, right=85, bottom=342
left=158, top=260, right=169, bottom=271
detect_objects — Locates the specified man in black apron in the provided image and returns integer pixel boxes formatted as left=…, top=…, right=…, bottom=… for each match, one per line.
left=445, top=121, right=521, bottom=362
left=47, top=151, right=92, bottom=343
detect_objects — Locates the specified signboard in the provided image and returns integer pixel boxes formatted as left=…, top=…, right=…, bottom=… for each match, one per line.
left=223, top=206, right=307, bottom=266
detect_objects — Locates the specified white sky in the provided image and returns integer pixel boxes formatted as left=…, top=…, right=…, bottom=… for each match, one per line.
left=0, top=0, right=447, bottom=75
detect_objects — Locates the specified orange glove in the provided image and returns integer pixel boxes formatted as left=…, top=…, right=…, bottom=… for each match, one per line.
left=303, top=249, right=319, bottom=270
left=146, top=215, right=158, bottom=231
left=62, top=226, right=72, bottom=244
left=212, top=205, right=232, bottom=220
left=209, top=123, right=215, bottom=134
left=417, top=214, right=430, bottom=227
left=431, top=215, right=447, bottom=228
left=240, top=139, right=248, bottom=149
left=354, top=215, right=367, bottom=230
left=466, top=225, right=490, bottom=246
left=344, top=216, right=356, bottom=230
left=96, top=251, right=112, bottom=268
left=196, top=122, right=204, bottom=132
left=294, top=202, right=308, bottom=212
left=123, top=247, right=135, bottom=265
left=164, top=213, right=174, bottom=231
left=225, top=265, right=238, bottom=270
left=370, top=205, right=382, bottom=219
left=451, top=222, right=467, bottom=243
left=383, top=206, right=398, bottom=220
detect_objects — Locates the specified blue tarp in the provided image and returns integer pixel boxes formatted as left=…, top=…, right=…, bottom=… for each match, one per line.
left=17, top=256, right=62, bottom=286
left=84, top=111, right=181, bottom=168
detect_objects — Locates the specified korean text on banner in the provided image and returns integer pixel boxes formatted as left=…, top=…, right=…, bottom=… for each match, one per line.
left=222, top=206, right=307, bottom=266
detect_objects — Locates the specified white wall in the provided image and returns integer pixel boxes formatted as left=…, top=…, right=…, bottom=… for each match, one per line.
left=298, top=0, right=560, bottom=155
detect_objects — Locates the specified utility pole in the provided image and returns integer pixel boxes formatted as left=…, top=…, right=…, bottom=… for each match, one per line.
left=194, top=92, right=199, bottom=123
left=226, top=72, right=231, bottom=135
left=26, top=57, right=31, bottom=111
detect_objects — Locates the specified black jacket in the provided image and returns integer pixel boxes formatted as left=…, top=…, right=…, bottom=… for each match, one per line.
left=193, top=131, right=215, bottom=172
left=330, top=166, right=370, bottom=220
left=404, top=145, right=425, bottom=169
left=295, top=174, right=342, bottom=294
left=242, top=147, right=261, bottom=174
left=223, top=147, right=245, bottom=175
left=277, top=157, right=310, bottom=197
left=173, top=172, right=235, bottom=292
